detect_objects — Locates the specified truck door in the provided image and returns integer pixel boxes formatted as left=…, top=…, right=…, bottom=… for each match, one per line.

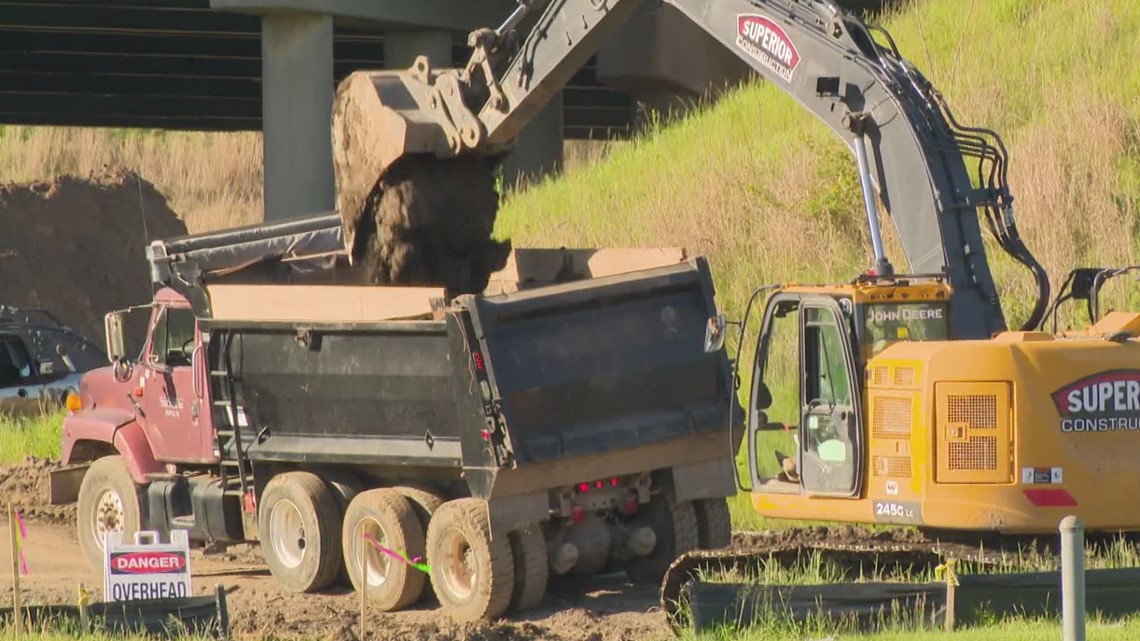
left=141, top=304, right=214, bottom=463
left=798, top=302, right=862, bottom=497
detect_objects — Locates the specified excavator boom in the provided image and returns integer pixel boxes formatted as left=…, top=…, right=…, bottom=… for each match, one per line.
left=331, top=0, right=1050, bottom=340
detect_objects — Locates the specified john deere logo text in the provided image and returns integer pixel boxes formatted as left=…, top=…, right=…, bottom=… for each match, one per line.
left=110, top=551, right=187, bottom=574
left=1052, top=370, right=1140, bottom=433
left=736, top=15, right=800, bottom=83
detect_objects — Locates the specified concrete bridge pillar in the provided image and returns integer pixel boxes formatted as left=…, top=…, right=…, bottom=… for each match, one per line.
left=384, top=30, right=454, bottom=68
left=261, top=12, right=335, bottom=221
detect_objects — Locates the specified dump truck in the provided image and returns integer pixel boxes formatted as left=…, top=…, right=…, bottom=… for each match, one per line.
left=50, top=213, right=740, bottom=621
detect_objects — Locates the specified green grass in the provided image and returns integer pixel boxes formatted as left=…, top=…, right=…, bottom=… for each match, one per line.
left=496, top=0, right=1140, bottom=532
left=680, top=615, right=1140, bottom=641
left=0, top=410, right=64, bottom=464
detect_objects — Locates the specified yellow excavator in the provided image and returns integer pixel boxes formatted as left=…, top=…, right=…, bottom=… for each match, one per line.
left=329, top=0, right=1140, bottom=542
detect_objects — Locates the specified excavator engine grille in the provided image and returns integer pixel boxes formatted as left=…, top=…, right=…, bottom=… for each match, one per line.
left=872, top=396, right=912, bottom=439
left=936, top=383, right=1011, bottom=484
left=893, top=366, right=916, bottom=387
left=948, top=437, right=998, bottom=471
left=873, top=455, right=912, bottom=478
left=947, top=394, right=997, bottom=429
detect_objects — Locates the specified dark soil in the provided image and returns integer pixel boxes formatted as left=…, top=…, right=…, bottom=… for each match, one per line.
left=0, top=169, right=188, bottom=349
left=354, top=156, right=512, bottom=295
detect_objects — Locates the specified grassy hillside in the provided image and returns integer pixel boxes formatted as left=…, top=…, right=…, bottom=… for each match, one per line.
left=498, top=0, right=1140, bottom=330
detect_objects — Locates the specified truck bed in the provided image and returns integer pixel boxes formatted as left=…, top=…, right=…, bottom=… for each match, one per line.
left=200, top=258, right=734, bottom=495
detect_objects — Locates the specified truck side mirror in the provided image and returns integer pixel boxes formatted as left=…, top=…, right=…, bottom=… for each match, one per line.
left=104, top=311, right=125, bottom=362
left=704, top=314, right=727, bottom=353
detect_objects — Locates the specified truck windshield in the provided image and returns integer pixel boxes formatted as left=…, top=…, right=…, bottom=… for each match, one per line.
left=862, top=302, right=949, bottom=357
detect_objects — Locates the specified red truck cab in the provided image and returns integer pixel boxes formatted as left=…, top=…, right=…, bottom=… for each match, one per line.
left=53, top=288, right=216, bottom=566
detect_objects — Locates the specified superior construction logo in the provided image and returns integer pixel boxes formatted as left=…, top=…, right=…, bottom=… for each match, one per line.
left=1052, top=370, right=1140, bottom=433
left=736, top=14, right=801, bottom=83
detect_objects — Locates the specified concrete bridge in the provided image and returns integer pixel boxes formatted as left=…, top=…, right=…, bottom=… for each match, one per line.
left=0, top=0, right=892, bottom=222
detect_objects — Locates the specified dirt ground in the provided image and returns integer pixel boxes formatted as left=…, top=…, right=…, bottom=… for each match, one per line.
left=0, top=458, right=670, bottom=641
left=0, top=169, right=188, bottom=349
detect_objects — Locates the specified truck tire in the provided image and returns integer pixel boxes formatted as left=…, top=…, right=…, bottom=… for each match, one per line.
left=342, top=489, right=426, bottom=611
left=622, top=492, right=698, bottom=584
left=392, top=485, right=444, bottom=532
left=76, top=456, right=143, bottom=570
left=392, top=485, right=446, bottom=601
left=508, top=526, right=548, bottom=613
left=426, top=498, right=514, bottom=622
left=258, top=472, right=342, bottom=593
left=694, top=497, right=732, bottom=549
left=321, top=472, right=361, bottom=587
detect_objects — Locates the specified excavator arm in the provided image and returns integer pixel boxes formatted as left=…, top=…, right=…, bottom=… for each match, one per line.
left=332, top=0, right=1050, bottom=339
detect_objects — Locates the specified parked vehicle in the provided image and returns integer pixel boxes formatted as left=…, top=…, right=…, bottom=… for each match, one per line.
left=0, top=306, right=105, bottom=416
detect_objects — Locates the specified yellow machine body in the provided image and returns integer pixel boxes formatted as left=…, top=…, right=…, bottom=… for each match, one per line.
left=747, top=280, right=1140, bottom=534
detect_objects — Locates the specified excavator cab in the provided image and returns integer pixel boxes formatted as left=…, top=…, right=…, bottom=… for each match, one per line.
left=742, top=277, right=951, bottom=503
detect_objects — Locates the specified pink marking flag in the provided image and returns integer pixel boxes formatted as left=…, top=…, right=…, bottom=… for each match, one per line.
left=362, top=533, right=430, bottom=574
left=13, top=508, right=28, bottom=575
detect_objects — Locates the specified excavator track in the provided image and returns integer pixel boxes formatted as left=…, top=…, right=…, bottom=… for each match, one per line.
left=658, top=527, right=1140, bottom=632
left=659, top=540, right=955, bottom=631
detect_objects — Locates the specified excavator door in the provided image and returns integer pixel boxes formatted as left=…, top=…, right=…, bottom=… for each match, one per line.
left=747, top=293, right=864, bottom=499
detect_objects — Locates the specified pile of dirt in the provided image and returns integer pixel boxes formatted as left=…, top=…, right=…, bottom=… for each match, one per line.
left=0, top=168, right=188, bottom=348
left=350, top=156, right=512, bottom=295
left=0, top=457, right=75, bottom=525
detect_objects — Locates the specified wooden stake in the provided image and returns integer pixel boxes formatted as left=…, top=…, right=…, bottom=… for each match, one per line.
left=359, top=534, right=366, bottom=641
left=9, top=504, right=21, bottom=640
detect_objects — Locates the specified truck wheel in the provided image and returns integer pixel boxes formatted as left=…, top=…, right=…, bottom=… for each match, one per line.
left=321, top=472, right=360, bottom=587
left=508, top=526, right=549, bottom=613
left=426, top=498, right=514, bottom=622
left=622, top=492, right=698, bottom=584
left=392, top=485, right=444, bottom=532
left=342, top=489, right=426, bottom=611
left=694, top=497, right=732, bottom=549
left=258, top=472, right=342, bottom=593
left=76, top=456, right=143, bottom=570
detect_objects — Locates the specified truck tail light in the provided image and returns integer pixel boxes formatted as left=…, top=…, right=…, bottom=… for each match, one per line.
left=571, top=505, right=586, bottom=524
left=473, top=351, right=485, bottom=372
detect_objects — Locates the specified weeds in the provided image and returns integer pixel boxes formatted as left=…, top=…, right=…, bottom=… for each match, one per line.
left=0, top=409, right=64, bottom=464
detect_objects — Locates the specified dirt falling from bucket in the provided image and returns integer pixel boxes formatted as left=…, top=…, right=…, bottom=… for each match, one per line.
left=356, top=156, right=512, bottom=295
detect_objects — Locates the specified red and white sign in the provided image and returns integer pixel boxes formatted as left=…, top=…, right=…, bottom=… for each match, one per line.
left=1052, top=370, right=1140, bottom=433
left=104, top=529, right=192, bottom=601
left=735, top=14, right=801, bottom=83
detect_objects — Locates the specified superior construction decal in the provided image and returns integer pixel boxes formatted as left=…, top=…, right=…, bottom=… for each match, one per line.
left=1052, top=370, right=1140, bottom=433
left=736, top=14, right=801, bottom=83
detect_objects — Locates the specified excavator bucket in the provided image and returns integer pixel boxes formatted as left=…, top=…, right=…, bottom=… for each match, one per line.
left=331, top=57, right=475, bottom=261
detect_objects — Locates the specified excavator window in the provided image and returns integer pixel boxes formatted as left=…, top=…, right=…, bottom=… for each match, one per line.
left=748, top=295, right=863, bottom=498
left=799, top=305, right=859, bottom=496
left=750, top=301, right=800, bottom=491
left=861, top=301, right=949, bottom=358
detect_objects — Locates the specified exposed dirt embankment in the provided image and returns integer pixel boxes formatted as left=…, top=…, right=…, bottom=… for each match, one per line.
left=0, top=456, right=75, bottom=526
left=0, top=169, right=187, bottom=347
